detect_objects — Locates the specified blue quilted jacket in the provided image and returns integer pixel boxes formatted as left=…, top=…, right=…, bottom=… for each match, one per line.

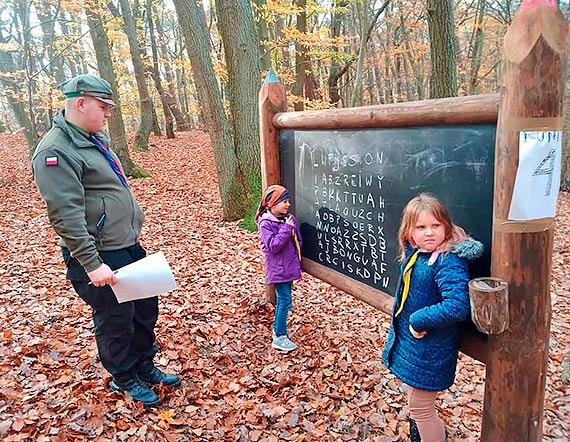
left=382, top=238, right=483, bottom=391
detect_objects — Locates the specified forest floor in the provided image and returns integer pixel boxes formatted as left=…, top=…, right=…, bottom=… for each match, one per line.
left=0, top=131, right=568, bottom=442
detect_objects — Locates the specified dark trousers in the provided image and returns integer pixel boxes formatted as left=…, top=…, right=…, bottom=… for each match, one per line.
left=62, top=243, right=158, bottom=377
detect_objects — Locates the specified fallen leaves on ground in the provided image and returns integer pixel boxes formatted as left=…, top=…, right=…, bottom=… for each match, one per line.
left=0, top=132, right=568, bottom=441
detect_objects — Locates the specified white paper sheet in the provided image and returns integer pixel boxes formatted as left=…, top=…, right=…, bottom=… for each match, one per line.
left=508, top=130, right=561, bottom=221
left=111, top=251, right=177, bottom=303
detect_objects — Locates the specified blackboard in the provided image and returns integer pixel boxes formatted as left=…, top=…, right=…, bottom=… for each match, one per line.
left=280, top=124, right=495, bottom=296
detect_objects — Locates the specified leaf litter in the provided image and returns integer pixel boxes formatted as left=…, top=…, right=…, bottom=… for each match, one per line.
left=0, top=132, right=568, bottom=441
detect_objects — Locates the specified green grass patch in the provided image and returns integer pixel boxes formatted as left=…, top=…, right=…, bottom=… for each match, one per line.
left=238, top=174, right=262, bottom=232
left=131, top=166, right=151, bottom=178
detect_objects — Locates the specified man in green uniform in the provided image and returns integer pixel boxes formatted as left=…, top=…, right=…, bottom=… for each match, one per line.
left=32, top=74, right=180, bottom=407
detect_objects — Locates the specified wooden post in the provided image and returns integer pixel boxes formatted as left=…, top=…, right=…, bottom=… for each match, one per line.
left=259, top=68, right=287, bottom=190
left=259, top=69, right=288, bottom=305
left=483, top=1, right=567, bottom=441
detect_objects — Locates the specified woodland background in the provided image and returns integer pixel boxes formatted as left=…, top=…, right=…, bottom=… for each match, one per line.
left=0, top=130, right=568, bottom=441
left=2, top=0, right=570, bottom=222
left=0, top=0, right=570, bottom=441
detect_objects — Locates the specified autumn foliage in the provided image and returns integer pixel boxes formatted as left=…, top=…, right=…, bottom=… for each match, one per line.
left=0, top=132, right=569, bottom=441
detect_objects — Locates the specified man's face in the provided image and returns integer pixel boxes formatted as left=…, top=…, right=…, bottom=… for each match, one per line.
left=78, top=97, right=112, bottom=133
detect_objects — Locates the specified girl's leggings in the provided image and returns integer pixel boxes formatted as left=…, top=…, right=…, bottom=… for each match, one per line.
left=408, top=386, right=446, bottom=442
left=273, top=282, right=292, bottom=336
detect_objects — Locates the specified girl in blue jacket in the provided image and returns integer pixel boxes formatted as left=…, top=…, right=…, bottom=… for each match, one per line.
left=256, top=185, right=302, bottom=352
left=383, top=193, right=482, bottom=442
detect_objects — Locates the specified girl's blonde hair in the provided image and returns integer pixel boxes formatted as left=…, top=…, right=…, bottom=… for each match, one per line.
left=398, top=193, right=466, bottom=260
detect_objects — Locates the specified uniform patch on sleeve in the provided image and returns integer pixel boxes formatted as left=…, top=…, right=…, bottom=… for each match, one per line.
left=45, top=156, right=58, bottom=166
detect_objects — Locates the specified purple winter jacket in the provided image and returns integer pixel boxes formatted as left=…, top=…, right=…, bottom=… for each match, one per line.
left=257, top=212, right=302, bottom=284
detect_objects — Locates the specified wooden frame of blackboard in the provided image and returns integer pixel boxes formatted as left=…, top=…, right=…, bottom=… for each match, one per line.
left=259, top=5, right=564, bottom=441
left=260, top=86, right=499, bottom=364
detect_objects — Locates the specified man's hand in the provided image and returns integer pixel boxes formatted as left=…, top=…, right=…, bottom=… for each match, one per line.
left=88, top=264, right=117, bottom=287
left=409, top=324, right=427, bottom=339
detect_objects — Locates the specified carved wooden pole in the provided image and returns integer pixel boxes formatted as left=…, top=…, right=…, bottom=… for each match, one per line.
left=259, top=69, right=287, bottom=305
left=259, top=68, right=287, bottom=190
left=483, top=1, right=567, bottom=440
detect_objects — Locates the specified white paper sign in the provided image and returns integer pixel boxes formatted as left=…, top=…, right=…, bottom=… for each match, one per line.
left=111, top=251, right=177, bottom=303
left=508, top=130, right=561, bottom=221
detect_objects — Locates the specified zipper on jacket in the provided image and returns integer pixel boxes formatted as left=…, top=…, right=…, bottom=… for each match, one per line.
left=95, top=197, right=106, bottom=246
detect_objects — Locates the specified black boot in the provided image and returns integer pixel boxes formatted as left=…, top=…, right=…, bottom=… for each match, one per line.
left=109, top=375, right=161, bottom=407
left=409, top=417, right=421, bottom=442
left=137, top=359, right=181, bottom=387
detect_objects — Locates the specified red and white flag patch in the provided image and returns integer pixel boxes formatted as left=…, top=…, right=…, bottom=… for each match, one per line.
left=45, top=156, right=58, bottom=166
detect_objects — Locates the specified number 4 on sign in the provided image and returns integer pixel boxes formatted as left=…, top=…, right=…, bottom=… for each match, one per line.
left=533, top=149, right=556, bottom=197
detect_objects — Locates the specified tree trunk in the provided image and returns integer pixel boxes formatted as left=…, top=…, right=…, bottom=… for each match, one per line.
left=155, top=7, right=190, bottom=131
left=58, top=14, right=78, bottom=77
left=426, top=0, right=458, bottom=98
left=469, top=0, right=486, bottom=94
left=86, top=9, right=145, bottom=177
left=35, top=4, right=65, bottom=85
left=147, top=0, right=174, bottom=138
left=330, top=0, right=389, bottom=106
left=253, top=0, right=272, bottom=72
left=292, top=0, right=307, bottom=111
left=216, top=0, right=262, bottom=203
left=115, top=0, right=154, bottom=151
left=274, top=16, right=291, bottom=76
left=384, top=51, right=393, bottom=104
left=172, top=0, right=247, bottom=220
left=351, top=0, right=369, bottom=107
left=16, top=0, right=40, bottom=141
left=328, top=0, right=348, bottom=104
left=0, top=45, right=38, bottom=155
left=405, top=38, right=425, bottom=101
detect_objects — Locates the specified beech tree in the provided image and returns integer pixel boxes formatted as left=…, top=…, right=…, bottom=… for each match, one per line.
left=172, top=0, right=248, bottom=220
left=114, top=0, right=154, bottom=151
left=216, top=0, right=263, bottom=211
left=86, top=5, right=143, bottom=177
left=426, top=0, right=458, bottom=98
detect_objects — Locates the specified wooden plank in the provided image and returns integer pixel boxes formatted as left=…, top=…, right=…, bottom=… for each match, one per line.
left=302, top=258, right=487, bottom=363
left=274, top=94, right=499, bottom=130
left=302, top=258, right=394, bottom=314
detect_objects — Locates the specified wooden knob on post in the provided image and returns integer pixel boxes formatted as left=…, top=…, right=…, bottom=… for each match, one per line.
left=468, top=277, right=509, bottom=335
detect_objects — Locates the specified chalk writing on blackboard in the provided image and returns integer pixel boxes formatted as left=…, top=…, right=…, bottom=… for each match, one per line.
left=281, top=125, right=495, bottom=296
left=299, top=138, right=393, bottom=290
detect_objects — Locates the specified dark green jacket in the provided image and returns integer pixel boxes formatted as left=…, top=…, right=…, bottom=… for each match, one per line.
left=32, top=110, right=144, bottom=273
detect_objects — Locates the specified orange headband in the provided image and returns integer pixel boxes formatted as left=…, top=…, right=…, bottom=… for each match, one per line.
left=261, top=185, right=289, bottom=208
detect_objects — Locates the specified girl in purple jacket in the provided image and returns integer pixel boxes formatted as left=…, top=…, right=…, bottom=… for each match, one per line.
left=256, top=185, right=302, bottom=352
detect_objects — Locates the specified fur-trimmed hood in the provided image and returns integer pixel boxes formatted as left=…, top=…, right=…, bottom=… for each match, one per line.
left=451, top=237, right=484, bottom=261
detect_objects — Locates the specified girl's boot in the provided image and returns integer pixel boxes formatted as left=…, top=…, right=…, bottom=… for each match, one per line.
left=409, top=418, right=421, bottom=442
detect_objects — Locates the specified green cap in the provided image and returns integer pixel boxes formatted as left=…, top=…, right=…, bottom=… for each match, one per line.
left=59, top=74, right=116, bottom=106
